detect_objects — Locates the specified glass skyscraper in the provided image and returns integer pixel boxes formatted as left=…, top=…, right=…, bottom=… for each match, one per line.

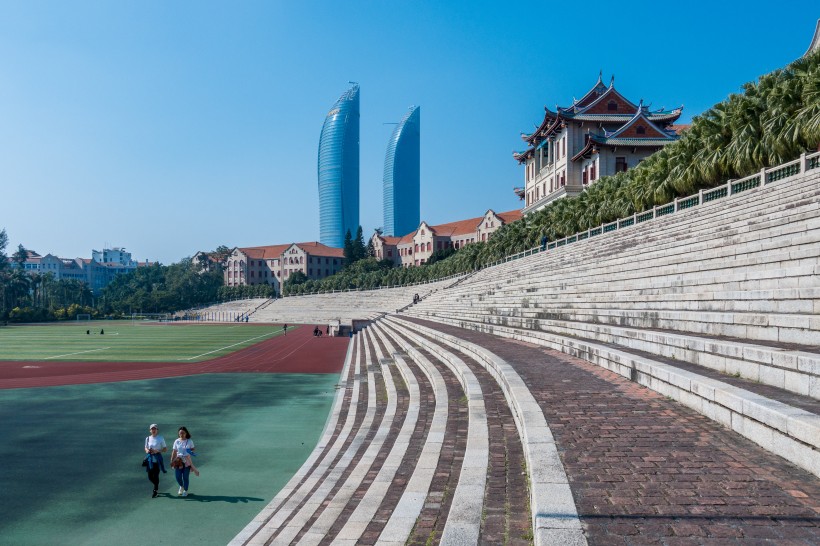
left=382, top=106, right=420, bottom=237
left=318, top=84, right=360, bottom=248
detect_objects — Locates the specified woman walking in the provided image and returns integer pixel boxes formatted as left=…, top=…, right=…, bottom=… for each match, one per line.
left=171, top=426, right=199, bottom=497
left=144, top=424, right=167, bottom=498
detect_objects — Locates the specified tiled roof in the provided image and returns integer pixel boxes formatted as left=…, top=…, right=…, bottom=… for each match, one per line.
left=238, top=242, right=344, bottom=260
left=380, top=236, right=402, bottom=245
left=668, top=124, right=690, bottom=135
left=567, top=109, right=682, bottom=123
left=294, top=242, right=345, bottom=258
left=594, top=137, right=674, bottom=146
left=238, top=245, right=292, bottom=260
left=428, top=216, right=484, bottom=237
left=497, top=210, right=523, bottom=224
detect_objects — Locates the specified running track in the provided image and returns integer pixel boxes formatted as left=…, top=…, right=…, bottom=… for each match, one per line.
left=0, top=325, right=349, bottom=389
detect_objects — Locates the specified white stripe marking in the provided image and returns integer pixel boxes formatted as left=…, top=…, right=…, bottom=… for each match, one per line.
left=179, top=329, right=283, bottom=361
left=44, top=347, right=112, bottom=360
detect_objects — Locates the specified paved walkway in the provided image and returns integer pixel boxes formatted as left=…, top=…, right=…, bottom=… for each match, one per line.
left=405, top=317, right=820, bottom=545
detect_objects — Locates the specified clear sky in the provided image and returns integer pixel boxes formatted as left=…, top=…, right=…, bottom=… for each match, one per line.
left=1, top=2, right=817, bottom=264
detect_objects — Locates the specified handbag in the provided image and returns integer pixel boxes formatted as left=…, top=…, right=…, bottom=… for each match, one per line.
left=142, top=457, right=148, bottom=467
left=171, top=457, right=185, bottom=469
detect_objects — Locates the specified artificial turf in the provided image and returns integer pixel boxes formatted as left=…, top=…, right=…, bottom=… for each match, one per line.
left=0, top=322, right=286, bottom=362
left=0, top=372, right=339, bottom=545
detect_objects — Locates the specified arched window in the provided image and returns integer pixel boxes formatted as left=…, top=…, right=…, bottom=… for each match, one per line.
left=636, top=125, right=646, bottom=135
left=607, top=100, right=617, bottom=111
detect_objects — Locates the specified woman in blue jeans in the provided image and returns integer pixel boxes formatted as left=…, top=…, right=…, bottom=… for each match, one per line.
left=170, top=426, right=199, bottom=496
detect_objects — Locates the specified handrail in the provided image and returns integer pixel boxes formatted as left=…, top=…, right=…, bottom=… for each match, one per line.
left=481, top=151, right=818, bottom=270
left=282, top=271, right=467, bottom=298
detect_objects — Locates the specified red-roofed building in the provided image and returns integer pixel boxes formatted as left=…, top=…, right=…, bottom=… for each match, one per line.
left=224, top=242, right=345, bottom=291
left=372, top=208, right=523, bottom=267
left=514, top=74, right=683, bottom=214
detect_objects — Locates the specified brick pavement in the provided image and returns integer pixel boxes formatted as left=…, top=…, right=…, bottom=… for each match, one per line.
left=393, top=341, right=469, bottom=545
left=405, top=317, right=820, bottom=545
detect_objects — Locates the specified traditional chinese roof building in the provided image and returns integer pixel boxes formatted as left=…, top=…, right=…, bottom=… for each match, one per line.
left=514, top=74, right=682, bottom=214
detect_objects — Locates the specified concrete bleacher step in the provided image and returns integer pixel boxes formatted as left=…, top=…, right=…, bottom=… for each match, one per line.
left=273, top=326, right=406, bottom=544
left=386, top=315, right=587, bottom=545
left=412, top=185, right=820, bottom=345
left=443, top=175, right=820, bottom=296
left=403, top=311, right=820, bottom=481
left=417, top=309, right=820, bottom=399
left=314, top=326, right=418, bottom=545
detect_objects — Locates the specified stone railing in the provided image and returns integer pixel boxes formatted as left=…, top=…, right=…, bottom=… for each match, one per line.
left=484, top=151, right=819, bottom=269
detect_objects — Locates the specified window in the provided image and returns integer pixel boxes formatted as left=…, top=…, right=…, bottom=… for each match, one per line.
left=607, top=100, right=617, bottom=111
left=426, top=242, right=431, bottom=252
left=325, top=269, right=329, bottom=276
left=333, top=259, right=337, bottom=265
left=616, top=157, right=627, bottom=172
left=583, top=170, right=588, bottom=185
left=591, top=164, right=596, bottom=181
left=387, top=249, right=392, bottom=257
left=636, top=125, right=646, bottom=135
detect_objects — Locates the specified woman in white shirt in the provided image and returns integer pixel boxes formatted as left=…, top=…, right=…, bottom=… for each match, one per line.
left=171, top=426, right=199, bottom=497
left=144, top=424, right=167, bottom=498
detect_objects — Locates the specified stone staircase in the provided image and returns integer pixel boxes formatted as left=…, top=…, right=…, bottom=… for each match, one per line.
left=229, top=156, right=820, bottom=544
left=249, top=279, right=458, bottom=325
left=403, top=164, right=820, bottom=480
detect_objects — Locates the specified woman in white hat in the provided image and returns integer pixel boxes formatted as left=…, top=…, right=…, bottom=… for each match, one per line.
left=144, top=424, right=167, bottom=498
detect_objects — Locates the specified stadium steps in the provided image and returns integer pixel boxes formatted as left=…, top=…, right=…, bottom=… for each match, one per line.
left=249, top=279, right=456, bottom=325
left=230, top=333, right=373, bottom=545
left=423, top=174, right=820, bottom=345
left=398, top=167, right=820, bottom=479
left=393, top=314, right=820, bottom=544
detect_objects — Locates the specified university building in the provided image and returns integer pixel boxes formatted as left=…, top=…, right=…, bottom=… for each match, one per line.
left=371, top=209, right=522, bottom=267
left=514, top=74, right=683, bottom=214
left=224, top=241, right=345, bottom=291
left=14, top=247, right=152, bottom=294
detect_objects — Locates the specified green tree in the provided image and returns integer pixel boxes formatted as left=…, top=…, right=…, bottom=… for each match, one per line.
left=343, top=229, right=354, bottom=267
left=353, top=226, right=367, bottom=261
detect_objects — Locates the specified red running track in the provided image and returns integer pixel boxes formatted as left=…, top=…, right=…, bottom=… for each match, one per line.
left=0, top=325, right=349, bottom=389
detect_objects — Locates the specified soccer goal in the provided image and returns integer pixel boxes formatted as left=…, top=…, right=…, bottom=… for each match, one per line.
left=130, top=312, right=171, bottom=323
left=76, top=313, right=92, bottom=323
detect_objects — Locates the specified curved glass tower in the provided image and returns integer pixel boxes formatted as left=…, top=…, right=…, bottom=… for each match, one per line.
left=318, top=84, right=360, bottom=248
left=383, top=106, right=420, bottom=237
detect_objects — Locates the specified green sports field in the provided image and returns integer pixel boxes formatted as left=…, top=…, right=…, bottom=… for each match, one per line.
left=0, top=373, right=339, bottom=545
left=0, top=322, right=285, bottom=362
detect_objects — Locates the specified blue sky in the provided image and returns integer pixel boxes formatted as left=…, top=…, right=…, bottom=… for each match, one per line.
left=1, top=2, right=816, bottom=264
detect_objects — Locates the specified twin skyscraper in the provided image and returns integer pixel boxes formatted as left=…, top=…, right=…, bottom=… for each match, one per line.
left=317, top=84, right=420, bottom=247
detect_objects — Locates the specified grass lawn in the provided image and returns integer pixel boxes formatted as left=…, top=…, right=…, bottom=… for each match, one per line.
left=0, top=372, right=339, bottom=545
left=0, top=322, right=287, bottom=362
